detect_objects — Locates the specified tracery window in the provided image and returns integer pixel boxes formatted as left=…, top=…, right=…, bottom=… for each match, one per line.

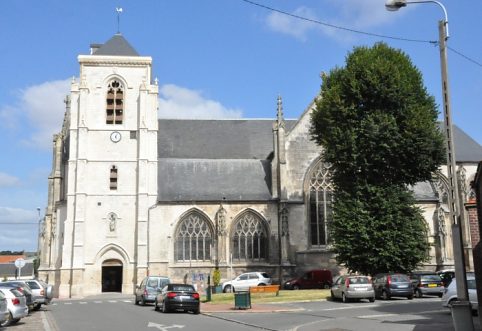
left=109, top=166, right=118, bottom=190
left=175, top=212, right=212, bottom=262
left=308, top=160, right=333, bottom=246
left=106, top=80, right=124, bottom=124
left=232, top=212, right=268, bottom=261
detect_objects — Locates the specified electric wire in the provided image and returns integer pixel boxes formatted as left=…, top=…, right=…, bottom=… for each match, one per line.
left=240, top=0, right=482, bottom=69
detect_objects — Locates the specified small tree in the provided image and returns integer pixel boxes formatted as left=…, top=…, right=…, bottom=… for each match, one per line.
left=212, top=268, right=221, bottom=287
left=311, top=42, right=445, bottom=274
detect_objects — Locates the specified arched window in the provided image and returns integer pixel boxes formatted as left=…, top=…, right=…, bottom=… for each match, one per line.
left=106, top=80, right=124, bottom=124
left=110, top=166, right=118, bottom=190
left=308, top=160, right=333, bottom=246
left=232, top=212, right=268, bottom=262
left=175, top=212, right=213, bottom=262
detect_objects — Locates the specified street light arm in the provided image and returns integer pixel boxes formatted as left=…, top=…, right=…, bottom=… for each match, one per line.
left=385, top=0, right=449, bottom=38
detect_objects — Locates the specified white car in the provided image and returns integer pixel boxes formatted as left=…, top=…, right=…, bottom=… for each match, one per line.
left=222, top=272, right=272, bottom=292
left=0, top=291, right=8, bottom=326
left=441, top=276, right=478, bottom=313
left=0, top=287, right=28, bottom=327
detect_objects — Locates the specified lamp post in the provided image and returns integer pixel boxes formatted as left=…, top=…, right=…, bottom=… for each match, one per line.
left=385, top=1, right=474, bottom=330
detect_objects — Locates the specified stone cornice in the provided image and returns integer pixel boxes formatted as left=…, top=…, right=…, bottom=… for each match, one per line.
left=78, top=55, right=152, bottom=66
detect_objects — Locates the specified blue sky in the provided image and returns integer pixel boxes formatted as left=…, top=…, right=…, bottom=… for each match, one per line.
left=1, top=0, right=481, bottom=252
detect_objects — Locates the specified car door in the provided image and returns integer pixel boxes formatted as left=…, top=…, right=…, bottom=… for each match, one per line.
left=248, top=273, right=260, bottom=289
left=234, top=274, right=249, bottom=291
left=332, top=276, right=344, bottom=298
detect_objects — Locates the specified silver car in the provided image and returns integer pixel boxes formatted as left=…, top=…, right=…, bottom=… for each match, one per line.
left=0, top=287, right=28, bottom=327
left=441, top=276, right=478, bottom=312
left=24, top=279, right=54, bottom=310
left=0, top=291, right=8, bottom=326
left=331, top=275, right=375, bottom=303
left=135, top=276, right=170, bottom=305
left=222, top=272, right=272, bottom=293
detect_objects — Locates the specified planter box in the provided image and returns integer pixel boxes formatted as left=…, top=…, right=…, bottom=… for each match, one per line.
left=211, top=285, right=223, bottom=294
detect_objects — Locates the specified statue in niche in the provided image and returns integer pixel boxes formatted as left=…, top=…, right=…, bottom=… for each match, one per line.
left=216, top=205, right=226, bottom=236
left=108, top=213, right=117, bottom=232
left=281, top=206, right=289, bottom=237
left=437, top=207, right=447, bottom=262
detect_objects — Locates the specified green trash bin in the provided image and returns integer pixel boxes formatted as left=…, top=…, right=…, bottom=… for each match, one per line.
left=234, top=291, right=251, bottom=309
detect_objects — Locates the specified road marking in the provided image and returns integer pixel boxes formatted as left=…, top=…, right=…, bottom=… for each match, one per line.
left=94, top=301, right=102, bottom=303
left=79, top=302, right=87, bottom=304
left=358, top=313, right=397, bottom=318
left=147, top=322, right=185, bottom=330
left=64, top=302, right=72, bottom=305
left=123, top=300, right=131, bottom=303
left=108, top=300, right=117, bottom=303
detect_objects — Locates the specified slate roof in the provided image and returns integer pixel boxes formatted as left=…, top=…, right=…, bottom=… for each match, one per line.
left=0, top=262, right=34, bottom=278
left=156, top=116, right=482, bottom=203
left=92, top=34, right=139, bottom=56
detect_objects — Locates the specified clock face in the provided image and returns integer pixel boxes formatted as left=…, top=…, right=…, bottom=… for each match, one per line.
left=110, top=131, right=121, bottom=143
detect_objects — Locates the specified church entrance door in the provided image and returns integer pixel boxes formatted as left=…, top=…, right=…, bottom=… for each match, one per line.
left=101, top=259, right=123, bottom=292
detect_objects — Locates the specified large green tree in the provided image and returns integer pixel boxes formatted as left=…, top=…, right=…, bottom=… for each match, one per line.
left=310, top=42, right=445, bottom=275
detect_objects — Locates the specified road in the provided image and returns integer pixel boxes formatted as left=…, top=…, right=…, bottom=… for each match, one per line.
left=41, top=294, right=480, bottom=331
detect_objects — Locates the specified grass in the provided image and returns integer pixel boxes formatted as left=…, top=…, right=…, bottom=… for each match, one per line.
left=202, top=289, right=331, bottom=304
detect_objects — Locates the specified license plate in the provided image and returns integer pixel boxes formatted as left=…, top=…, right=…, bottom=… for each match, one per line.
left=180, top=295, right=191, bottom=300
left=398, top=285, right=408, bottom=288
left=428, top=284, right=437, bottom=288
left=354, top=287, right=367, bottom=291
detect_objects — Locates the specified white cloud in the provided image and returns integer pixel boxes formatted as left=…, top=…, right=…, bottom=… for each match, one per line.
left=0, top=79, right=71, bottom=150
left=0, top=206, right=38, bottom=223
left=158, top=84, right=243, bottom=119
left=266, top=7, right=318, bottom=41
left=0, top=172, right=20, bottom=187
left=264, top=0, right=396, bottom=42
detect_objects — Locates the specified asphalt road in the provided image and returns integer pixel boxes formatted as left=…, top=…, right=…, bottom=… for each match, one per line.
left=40, top=294, right=481, bottom=331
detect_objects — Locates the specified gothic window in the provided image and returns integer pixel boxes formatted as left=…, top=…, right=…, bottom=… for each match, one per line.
left=110, top=166, right=118, bottom=190
left=106, top=80, right=124, bottom=124
left=231, top=212, right=268, bottom=262
left=308, top=160, right=333, bottom=247
left=175, top=212, right=213, bottom=262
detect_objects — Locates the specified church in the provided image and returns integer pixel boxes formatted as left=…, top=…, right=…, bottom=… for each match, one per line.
left=39, top=34, right=482, bottom=298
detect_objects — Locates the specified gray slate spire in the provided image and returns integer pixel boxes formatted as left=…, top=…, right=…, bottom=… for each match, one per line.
left=91, top=34, right=139, bottom=56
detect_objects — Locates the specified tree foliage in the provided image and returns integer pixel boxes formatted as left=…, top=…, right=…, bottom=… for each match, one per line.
left=310, top=42, right=445, bottom=274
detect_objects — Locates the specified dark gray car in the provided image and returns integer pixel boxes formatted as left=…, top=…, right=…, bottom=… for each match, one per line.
left=135, top=276, right=170, bottom=305
left=373, top=273, right=413, bottom=300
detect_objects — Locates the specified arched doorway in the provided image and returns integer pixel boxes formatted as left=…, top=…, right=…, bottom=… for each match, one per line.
left=102, top=259, right=123, bottom=292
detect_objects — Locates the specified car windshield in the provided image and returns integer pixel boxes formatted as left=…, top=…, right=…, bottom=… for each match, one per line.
left=348, top=277, right=369, bottom=284
left=171, top=285, right=194, bottom=292
left=421, top=275, right=441, bottom=282
left=148, top=279, right=159, bottom=287
left=392, top=275, right=409, bottom=282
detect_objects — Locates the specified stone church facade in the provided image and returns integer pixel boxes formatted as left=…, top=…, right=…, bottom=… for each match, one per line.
left=39, top=34, right=482, bottom=298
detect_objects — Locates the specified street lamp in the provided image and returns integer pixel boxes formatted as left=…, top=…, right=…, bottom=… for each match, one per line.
left=385, top=1, right=474, bottom=330
left=36, top=207, right=42, bottom=259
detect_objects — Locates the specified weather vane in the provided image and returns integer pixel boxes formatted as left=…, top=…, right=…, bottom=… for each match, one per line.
left=116, top=7, right=123, bottom=34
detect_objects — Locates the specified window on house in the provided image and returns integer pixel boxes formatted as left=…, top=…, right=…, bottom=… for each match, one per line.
left=106, top=80, right=124, bottom=124
left=175, top=212, right=212, bottom=262
left=308, top=160, right=333, bottom=246
left=232, top=212, right=268, bottom=261
left=110, top=166, right=118, bottom=190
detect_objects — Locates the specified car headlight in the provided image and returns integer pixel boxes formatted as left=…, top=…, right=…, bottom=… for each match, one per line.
left=285, top=282, right=291, bottom=285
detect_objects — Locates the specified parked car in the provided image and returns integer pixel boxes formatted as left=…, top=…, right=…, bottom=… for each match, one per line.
left=410, top=271, right=444, bottom=298
left=284, top=269, right=333, bottom=290
left=441, top=276, right=478, bottom=313
left=330, top=275, right=375, bottom=303
left=222, top=272, right=272, bottom=293
left=438, top=269, right=456, bottom=287
left=135, top=276, right=170, bottom=305
left=0, top=287, right=28, bottom=327
left=154, top=283, right=200, bottom=314
left=24, top=279, right=54, bottom=310
left=0, top=281, right=35, bottom=311
left=373, top=273, right=413, bottom=300
left=0, top=290, right=8, bottom=326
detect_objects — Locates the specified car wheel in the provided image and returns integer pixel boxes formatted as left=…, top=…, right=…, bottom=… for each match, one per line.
left=33, top=303, right=42, bottom=311
left=448, top=299, right=457, bottom=309
left=415, top=289, right=423, bottom=298
left=154, top=300, right=159, bottom=311
left=293, top=284, right=300, bottom=290
left=369, top=297, right=375, bottom=303
left=330, top=291, right=336, bottom=301
left=381, top=290, right=390, bottom=300
left=438, top=293, right=443, bottom=298
left=0, top=312, right=13, bottom=327
left=140, top=296, right=146, bottom=306
left=224, top=285, right=232, bottom=293
left=162, top=302, right=169, bottom=313
left=323, top=283, right=331, bottom=289
left=342, top=293, right=349, bottom=303
left=407, top=295, right=413, bottom=300
left=258, top=283, right=266, bottom=286
left=193, top=308, right=200, bottom=315
left=10, top=318, right=20, bottom=325
left=134, top=295, right=139, bottom=305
